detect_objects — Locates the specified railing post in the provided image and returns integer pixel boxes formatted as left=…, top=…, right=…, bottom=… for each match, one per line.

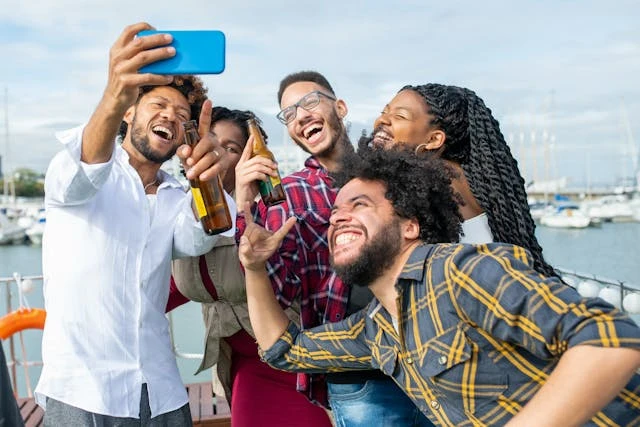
left=4, top=278, right=18, bottom=396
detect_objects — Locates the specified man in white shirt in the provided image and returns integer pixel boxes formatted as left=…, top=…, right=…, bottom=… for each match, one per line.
left=35, top=22, right=236, bottom=426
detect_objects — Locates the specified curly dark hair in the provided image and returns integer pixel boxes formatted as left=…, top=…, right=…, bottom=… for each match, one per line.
left=277, top=71, right=336, bottom=105
left=332, top=147, right=461, bottom=244
left=372, top=84, right=556, bottom=278
left=117, top=75, right=208, bottom=139
left=211, top=106, right=268, bottom=144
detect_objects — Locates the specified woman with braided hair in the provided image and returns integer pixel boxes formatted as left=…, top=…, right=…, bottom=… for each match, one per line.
left=362, top=83, right=557, bottom=277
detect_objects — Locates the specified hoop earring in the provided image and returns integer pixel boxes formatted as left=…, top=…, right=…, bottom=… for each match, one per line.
left=414, top=144, right=429, bottom=155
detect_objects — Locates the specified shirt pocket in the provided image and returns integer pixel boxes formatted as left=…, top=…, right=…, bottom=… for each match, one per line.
left=419, top=325, right=508, bottom=417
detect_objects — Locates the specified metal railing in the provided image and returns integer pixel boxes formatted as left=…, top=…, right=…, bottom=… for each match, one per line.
left=3, top=267, right=639, bottom=398
left=1, top=274, right=44, bottom=398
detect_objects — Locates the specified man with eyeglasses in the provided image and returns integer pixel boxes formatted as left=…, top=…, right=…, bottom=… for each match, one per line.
left=235, top=71, right=433, bottom=426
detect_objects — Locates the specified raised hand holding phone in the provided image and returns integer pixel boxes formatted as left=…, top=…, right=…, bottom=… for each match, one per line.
left=84, top=22, right=175, bottom=164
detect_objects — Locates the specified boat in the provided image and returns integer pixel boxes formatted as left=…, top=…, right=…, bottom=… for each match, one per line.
left=25, top=210, right=46, bottom=245
left=0, top=211, right=26, bottom=244
left=539, top=204, right=592, bottom=229
left=528, top=201, right=555, bottom=222
left=584, top=195, right=636, bottom=223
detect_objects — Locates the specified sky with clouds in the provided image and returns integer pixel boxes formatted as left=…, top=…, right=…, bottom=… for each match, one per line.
left=0, top=0, right=638, bottom=187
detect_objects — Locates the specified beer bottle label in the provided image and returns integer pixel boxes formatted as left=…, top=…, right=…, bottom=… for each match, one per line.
left=269, top=175, right=282, bottom=187
left=191, top=187, right=207, bottom=219
left=258, top=175, right=281, bottom=196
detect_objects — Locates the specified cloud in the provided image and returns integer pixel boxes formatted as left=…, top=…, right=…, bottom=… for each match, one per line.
left=0, top=0, right=637, bottom=187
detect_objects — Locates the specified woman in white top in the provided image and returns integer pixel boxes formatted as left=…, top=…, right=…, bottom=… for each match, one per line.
left=362, top=83, right=557, bottom=277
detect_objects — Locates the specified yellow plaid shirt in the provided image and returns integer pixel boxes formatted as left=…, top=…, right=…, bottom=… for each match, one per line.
left=262, top=243, right=640, bottom=426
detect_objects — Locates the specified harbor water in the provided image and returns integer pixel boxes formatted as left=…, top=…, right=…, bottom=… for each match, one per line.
left=1, top=222, right=640, bottom=397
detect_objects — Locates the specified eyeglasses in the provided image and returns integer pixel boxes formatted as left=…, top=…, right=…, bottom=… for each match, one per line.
left=276, top=91, right=337, bottom=124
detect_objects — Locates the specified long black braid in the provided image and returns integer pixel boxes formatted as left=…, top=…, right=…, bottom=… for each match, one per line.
left=401, top=84, right=558, bottom=278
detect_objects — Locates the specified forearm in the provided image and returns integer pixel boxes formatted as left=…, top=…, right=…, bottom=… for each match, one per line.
left=82, top=94, right=126, bottom=164
left=506, top=345, right=640, bottom=426
left=262, top=313, right=374, bottom=373
left=245, top=266, right=290, bottom=350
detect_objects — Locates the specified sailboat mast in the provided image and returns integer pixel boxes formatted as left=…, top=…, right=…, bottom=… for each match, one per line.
left=2, top=87, right=9, bottom=204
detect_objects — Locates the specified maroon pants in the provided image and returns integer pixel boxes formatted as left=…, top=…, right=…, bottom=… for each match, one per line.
left=225, top=330, right=331, bottom=427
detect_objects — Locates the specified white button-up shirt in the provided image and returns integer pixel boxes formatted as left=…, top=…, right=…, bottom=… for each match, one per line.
left=35, top=126, right=236, bottom=418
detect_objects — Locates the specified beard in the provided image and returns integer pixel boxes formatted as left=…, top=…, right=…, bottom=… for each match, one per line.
left=331, top=217, right=403, bottom=288
left=357, top=133, right=376, bottom=153
left=292, top=107, right=347, bottom=158
left=129, top=115, right=178, bottom=164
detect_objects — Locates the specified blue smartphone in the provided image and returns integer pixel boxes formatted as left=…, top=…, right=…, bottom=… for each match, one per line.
left=138, top=30, right=225, bottom=75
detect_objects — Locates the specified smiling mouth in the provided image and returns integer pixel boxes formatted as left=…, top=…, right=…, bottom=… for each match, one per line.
left=335, top=232, right=361, bottom=247
left=302, top=122, right=323, bottom=142
left=372, top=129, right=393, bottom=145
left=152, top=125, right=174, bottom=141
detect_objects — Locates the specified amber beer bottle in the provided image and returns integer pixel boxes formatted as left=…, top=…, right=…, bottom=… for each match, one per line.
left=246, top=118, right=286, bottom=205
left=183, top=120, right=233, bottom=235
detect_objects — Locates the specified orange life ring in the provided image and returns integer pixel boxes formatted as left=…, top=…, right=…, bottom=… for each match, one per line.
left=0, top=308, right=46, bottom=339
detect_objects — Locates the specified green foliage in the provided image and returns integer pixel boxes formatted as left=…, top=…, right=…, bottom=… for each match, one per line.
left=0, top=167, right=45, bottom=197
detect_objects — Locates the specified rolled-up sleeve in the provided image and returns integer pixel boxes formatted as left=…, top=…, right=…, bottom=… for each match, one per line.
left=261, top=310, right=374, bottom=373
left=45, top=125, right=115, bottom=206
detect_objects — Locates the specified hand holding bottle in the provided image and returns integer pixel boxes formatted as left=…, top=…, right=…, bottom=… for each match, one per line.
left=246, top=118, right=286, bottom=206
left=177, top=99, right=233, bottom=183
left=234, top=135, right=281, bottom=213
left=180, top=102, right=233, bottom=235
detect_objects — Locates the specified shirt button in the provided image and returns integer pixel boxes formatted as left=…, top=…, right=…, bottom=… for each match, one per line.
left=406, top=356, right=414, bottom=364
left=431, top=400, right=440, bottom=410
left=438, top=356, right=447, bottom=365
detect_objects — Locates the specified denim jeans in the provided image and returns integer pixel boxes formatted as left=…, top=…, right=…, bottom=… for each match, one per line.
left=328, top=378, right=435, bottom=427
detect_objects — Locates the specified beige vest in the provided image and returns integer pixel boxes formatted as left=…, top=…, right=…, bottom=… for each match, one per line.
left=171, top=235, right=299, bottom=402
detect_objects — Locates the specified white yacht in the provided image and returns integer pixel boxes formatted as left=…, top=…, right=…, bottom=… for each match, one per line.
left=0, top=211, right=26, bottom=244
left=539, top=204, right=591, bottom=229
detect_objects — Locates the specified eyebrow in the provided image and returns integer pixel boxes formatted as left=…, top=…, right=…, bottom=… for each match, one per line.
left=387, top=105, right=414, bottom=115
left=331, top=194, right=375, bottom=211
left=148, top=96, right=191, bottom=116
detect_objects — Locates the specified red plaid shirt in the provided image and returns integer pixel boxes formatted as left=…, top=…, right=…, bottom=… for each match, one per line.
left=236, top=156, right=348, bottom=406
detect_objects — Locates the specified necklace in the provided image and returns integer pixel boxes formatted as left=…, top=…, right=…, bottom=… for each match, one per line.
left=144, top=179, right=159, bottom=192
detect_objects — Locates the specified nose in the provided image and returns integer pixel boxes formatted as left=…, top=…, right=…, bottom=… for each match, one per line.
left=329, top=206, right=351, bottom=226
left=294, top=105, right=313, bottom=124
left=160, top=106, right=178, bottom=121
left=374, top=112, right=389, bottom=130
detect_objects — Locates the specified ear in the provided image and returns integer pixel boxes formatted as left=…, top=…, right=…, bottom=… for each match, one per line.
left=422, top=129, right=446, bottom=151
left=335, top=98, right=348, bottom=119
left=123, top=105, right=136, bottom=126
left=401, top=218, right=420, bottom=240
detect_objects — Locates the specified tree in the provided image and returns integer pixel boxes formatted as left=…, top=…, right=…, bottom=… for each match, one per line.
left=0, top=168, right=45, bottom=197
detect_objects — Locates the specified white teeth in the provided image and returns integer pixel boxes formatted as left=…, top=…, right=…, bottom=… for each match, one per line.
left=374, top=130, right=392, bottom=141
left=335, top=233, right=359, bottom=246
left=152, top=125, right=173, bottom=140
left=303, top=124, right=322, bottom=138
